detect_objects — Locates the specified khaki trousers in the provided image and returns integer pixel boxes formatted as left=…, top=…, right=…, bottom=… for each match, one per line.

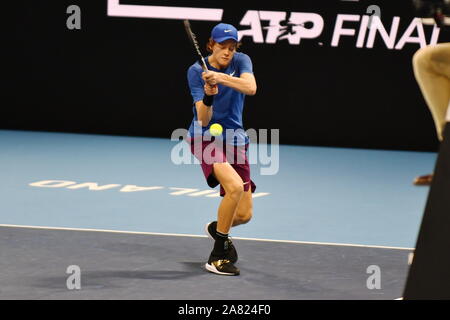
left=413, top=43, right=450, bottom=141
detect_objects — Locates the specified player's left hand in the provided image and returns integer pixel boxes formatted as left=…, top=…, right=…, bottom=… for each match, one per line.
left=202, top=71, right=222, bottom=86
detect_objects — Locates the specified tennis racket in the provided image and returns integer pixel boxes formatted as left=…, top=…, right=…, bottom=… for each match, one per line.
left=183, top=20, right=209, bottom=73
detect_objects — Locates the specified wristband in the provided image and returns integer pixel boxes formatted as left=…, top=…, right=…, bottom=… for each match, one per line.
left=203, top=94, right=214, bottom=107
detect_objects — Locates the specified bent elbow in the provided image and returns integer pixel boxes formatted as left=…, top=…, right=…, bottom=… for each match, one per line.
left=248, top=87, right=257, bottom=96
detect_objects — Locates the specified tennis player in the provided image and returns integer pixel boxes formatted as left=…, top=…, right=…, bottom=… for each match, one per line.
left=186, top=23, right=257, bottom=276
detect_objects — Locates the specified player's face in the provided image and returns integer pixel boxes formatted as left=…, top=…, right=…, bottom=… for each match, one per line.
left=212, top=40, right=237, bottom=68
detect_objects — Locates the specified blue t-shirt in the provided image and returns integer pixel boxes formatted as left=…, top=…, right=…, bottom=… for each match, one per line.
left=187, top=52, right=253, bottom=146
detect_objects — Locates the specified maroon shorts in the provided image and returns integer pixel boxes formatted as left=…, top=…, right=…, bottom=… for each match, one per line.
left=188, top=137, right=256, bottom=197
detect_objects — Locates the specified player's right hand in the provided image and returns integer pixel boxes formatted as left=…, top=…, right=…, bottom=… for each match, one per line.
left=204, top=83, right=218, bottom=96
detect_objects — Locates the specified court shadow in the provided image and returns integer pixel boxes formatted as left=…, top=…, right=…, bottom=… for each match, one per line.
left=34, top=261, right=206, bottom=290
left=179, top=261, right=205, bottom=271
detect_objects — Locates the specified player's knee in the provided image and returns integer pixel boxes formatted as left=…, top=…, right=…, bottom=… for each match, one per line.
left=225, top=182, right=244, bottom=201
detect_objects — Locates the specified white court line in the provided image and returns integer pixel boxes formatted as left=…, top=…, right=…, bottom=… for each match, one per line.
left=0, top=224, right=414, bottom=251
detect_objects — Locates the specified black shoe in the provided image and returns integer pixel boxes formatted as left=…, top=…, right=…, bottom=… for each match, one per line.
left=205, top=254, right=240, bottom=276
left=205, top=221, right=238, bottom=263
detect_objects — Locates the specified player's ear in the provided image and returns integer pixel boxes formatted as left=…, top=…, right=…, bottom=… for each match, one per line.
left=206, top=38, right=215, bottom=53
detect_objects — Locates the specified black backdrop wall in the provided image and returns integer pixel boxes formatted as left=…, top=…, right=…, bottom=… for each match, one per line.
left=6, top=0, right=450, bottom=151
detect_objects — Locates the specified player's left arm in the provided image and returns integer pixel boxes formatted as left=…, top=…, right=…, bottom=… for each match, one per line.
left=210, top=72, right=257, bottom=96
left=202, top=53, right=257, bottom=96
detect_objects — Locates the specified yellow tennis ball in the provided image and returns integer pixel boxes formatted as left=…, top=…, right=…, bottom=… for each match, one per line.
left=209, top=123, right=223, bottom=136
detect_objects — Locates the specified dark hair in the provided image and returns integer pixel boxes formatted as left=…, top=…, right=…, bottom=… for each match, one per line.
left=206, top=38, right=242, bottom=53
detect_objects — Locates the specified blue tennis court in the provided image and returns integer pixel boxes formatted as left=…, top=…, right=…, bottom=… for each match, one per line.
left=0, top=130, right=436, bottom=299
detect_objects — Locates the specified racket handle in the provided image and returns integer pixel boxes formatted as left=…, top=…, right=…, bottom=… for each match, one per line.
left=201, top=57, right=209, bottom=72
left=201, top=58, right=215, bottom=89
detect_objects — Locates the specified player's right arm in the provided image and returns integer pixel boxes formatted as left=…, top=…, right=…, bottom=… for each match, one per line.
left=188, top=64, right=218, bottom=127
left=195, top=84, right=218, bottom=127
